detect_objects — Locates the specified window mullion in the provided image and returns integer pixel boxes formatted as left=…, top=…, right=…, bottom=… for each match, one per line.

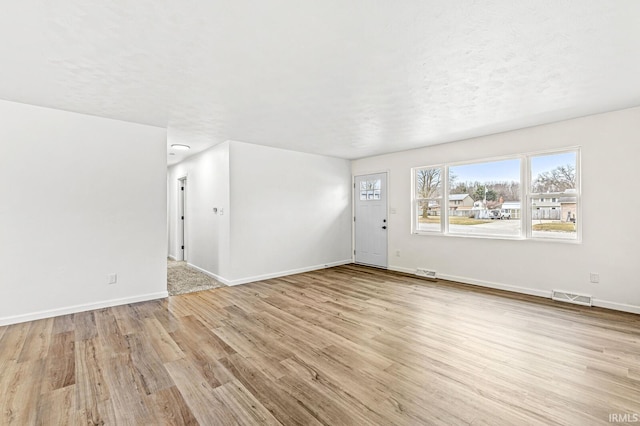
left=524, top=155, right=531, bottom=239
left=442, top=165, right=449, bottom=233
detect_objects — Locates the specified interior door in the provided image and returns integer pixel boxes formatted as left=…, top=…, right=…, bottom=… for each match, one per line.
left=354, top=172, right=388, bottom=268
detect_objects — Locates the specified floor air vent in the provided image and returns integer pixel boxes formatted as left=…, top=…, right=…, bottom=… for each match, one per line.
left=552, top=290, right=593, bottom=307
left=416, top=268, right=437, bottom=280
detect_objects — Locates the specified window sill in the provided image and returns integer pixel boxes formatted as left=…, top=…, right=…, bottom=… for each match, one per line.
left=412, top=230, right=581, bottom=244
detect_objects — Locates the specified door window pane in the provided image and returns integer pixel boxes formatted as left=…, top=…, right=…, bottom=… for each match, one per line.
left=360, top=179, right=381, bottom=200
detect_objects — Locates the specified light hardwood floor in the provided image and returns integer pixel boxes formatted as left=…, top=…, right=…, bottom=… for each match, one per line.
left=1, top=264, right=639, bottom=425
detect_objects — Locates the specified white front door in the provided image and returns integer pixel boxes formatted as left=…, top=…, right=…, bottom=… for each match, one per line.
left=354, top=173, right=388, bottom=268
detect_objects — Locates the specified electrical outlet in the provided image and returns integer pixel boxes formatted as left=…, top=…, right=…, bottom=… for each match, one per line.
left=395, top=250, right=401, bottom=257
left=590, top=273, right=599, bottom=283
left=107, top=273, right=118, bottom=285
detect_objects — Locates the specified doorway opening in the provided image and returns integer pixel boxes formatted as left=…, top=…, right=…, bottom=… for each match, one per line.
left=168, top=176, right=225, bottom=295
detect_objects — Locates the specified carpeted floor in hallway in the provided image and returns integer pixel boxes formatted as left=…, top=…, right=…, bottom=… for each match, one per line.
left=167, top=259, right=226, bottom=296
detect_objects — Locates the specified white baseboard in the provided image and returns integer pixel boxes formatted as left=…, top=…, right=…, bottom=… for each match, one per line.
left=592, top=299, right=640, bottom=315
left=438, top=272, right=552, bottom=299
left=388, top=265, right=640, bottom=315
left=168, top=254, right=177, bottom=261
left=187, top=259, right=353, bottom=287
left=387, top=265, right=416, bottom=275
left=227, top=259, right=354, bottom=286
left=186, top=263, right=232, bottom=285
left=0, top=291, right=169, bottom=327
left=390, top=265, right=555, bottom=298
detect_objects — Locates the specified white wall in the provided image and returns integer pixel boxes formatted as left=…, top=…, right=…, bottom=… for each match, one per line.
left=167, top=141, right=352, bottom=285
left=167, top=142, right=230, bottom=279
left=352, top=107, right=640, bottom=314
left=0, top=100, right=168, bottom=325
left=227, top=142, right=352, bottom=283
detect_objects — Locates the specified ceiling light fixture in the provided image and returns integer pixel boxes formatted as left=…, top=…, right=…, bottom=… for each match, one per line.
left=171, top=144, right=191, bottom=150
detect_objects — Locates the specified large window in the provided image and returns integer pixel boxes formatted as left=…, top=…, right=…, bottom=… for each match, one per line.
left=448, top=158, right=521, bottom=238
left=412, top=148, right=580, bottom=241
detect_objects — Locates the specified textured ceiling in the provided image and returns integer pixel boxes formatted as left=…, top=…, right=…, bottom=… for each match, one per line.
left=1, top=1, right=640, bottom=164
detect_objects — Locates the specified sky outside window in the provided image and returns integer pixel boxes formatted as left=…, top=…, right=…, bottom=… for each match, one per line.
left=531, top=152, right=576, bottom=188
left=451, top=158, right=521, bottom=183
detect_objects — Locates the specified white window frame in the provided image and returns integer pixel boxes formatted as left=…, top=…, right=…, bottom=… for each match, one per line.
left=526, top=148, right=581, bottom=242
left=411, top=147, right=581, bottom=243
left=412, top=165, right=445, bottom=233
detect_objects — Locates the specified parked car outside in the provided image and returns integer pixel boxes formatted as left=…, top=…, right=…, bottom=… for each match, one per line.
left=489, top=209, right=511, bottom=220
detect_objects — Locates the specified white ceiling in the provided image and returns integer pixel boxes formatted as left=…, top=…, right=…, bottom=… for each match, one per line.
left=1, top=1, right=640, bottom=164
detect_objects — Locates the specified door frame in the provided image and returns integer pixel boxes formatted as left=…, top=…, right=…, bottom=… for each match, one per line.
left=177, top=176, right=188, bottom=261
left=352, top=170, right=390, bottom=267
